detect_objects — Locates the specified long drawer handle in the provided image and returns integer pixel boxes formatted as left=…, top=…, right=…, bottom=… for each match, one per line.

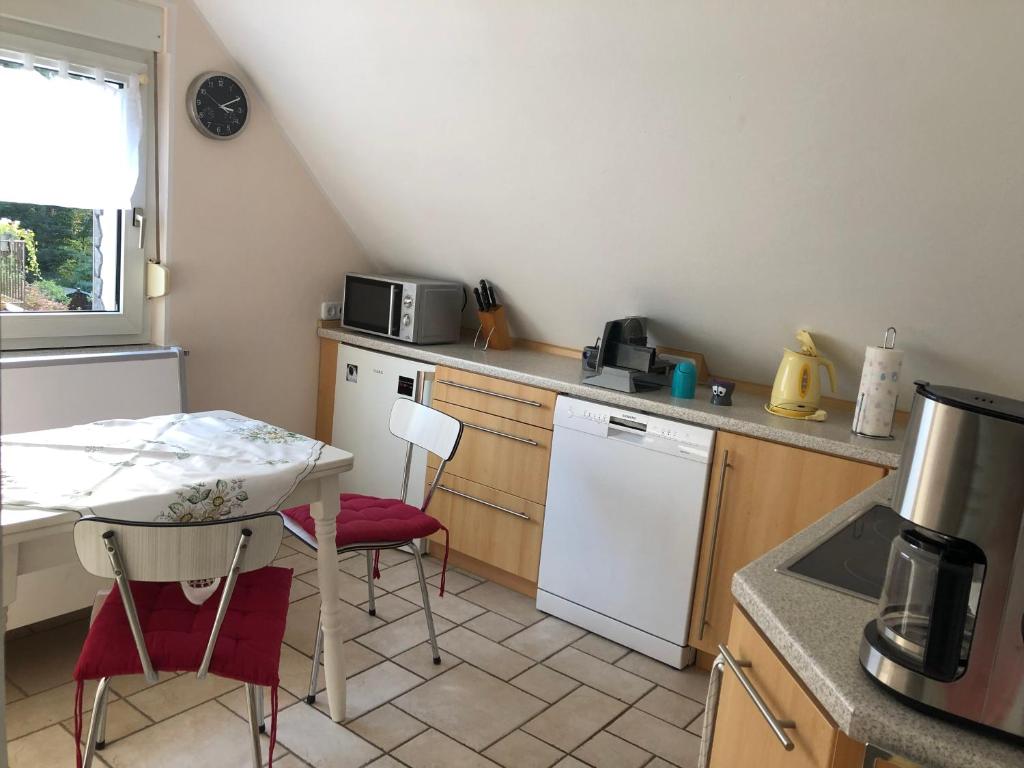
left=463, top=422, right=540, bottom=446
left=437, top=379, right=543, bottom=408
left=697, top=450, right=730, bottom=640
left=437, top=484, right=530, bottom=520
left=718, top=643, right=796, bottom=751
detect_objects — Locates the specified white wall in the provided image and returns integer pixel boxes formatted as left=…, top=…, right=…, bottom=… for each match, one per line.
left=155, top=0, right=369, bottom=433
left=194, top=1, right=1024, bottom=403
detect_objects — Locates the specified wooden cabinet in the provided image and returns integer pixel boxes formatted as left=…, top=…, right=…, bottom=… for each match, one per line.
left=688, top=432, right=886, bottom=655
left=710, top=607, right=850, bottom=768
left=427, top=365, right=556, bottom=589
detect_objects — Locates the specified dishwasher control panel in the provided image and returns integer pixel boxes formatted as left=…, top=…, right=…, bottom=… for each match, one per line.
left=556, top=396, right=714, bottom=457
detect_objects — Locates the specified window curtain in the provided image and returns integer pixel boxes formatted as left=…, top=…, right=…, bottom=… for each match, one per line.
left=0, top=56, right=142, bottom=211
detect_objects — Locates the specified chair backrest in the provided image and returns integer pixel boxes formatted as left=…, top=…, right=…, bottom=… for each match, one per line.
left=389, top=398, right=462, bottom=462
left=74, top=512, right=283, bottom=582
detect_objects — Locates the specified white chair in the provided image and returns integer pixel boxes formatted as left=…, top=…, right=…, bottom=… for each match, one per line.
left=70, top=512, right=291, bottom=768
left=281, top=398, right=463, bottom=703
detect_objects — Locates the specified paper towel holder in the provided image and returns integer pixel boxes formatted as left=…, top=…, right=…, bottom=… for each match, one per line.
left=852, top=326, right=899, bottom=440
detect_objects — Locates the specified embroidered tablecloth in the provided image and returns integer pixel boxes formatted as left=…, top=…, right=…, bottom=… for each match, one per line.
left=0, top=410, right=324, bottom=522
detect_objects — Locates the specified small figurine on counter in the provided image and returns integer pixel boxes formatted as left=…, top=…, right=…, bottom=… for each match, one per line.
left=710, top=379, right=735, bottom=406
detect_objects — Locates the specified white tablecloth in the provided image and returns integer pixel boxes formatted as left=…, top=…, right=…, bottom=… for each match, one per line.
left=0, top=410, right=325, bottom=522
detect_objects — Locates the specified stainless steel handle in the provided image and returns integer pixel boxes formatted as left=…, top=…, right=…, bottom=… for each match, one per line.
left=463, top=421, right=539, bottom=446
left=719, top=643, right=796, bottom=751
left=388, top=285, right=399, bottom=336
left=697, top=449, right=730, bottom=641
left=437, top=379, right=542, bottom=407
left=438, top=484, right=530, bottom=520
left=696, top=655, right=725, bottom=768
left=132, top=207, right=145, bottom=249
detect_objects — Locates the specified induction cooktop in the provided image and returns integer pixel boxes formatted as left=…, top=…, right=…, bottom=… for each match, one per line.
left=777, top=504, right=907, bottom=602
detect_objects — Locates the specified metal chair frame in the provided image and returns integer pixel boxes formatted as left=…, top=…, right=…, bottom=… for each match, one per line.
left=284, top=399, right=463, bottom=704
left=72, top=512, right=284, bottom=768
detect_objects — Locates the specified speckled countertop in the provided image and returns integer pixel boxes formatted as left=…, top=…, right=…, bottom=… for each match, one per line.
left=319, top=329, right=902, bottom=468
left=733, top=476, right=1024, bottom=768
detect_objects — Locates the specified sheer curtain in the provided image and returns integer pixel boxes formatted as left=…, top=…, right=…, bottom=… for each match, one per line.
left=0, top=56, right=143, bottom=211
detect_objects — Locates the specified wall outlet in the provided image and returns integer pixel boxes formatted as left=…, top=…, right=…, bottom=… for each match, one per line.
left=320, top=300, right=342, bottom=320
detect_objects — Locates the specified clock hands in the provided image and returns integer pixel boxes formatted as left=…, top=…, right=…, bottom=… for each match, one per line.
left=216, top=97, right=242, bottom=113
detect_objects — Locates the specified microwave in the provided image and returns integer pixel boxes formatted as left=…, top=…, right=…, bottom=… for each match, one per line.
left=342, top=273, right=463, bottom=344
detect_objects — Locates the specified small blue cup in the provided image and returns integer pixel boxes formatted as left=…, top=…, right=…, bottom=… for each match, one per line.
left=672, top=360, right=697, bottom=399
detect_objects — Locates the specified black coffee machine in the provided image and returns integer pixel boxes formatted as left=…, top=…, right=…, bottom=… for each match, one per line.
left=859, top=382, right=1024, bottom=738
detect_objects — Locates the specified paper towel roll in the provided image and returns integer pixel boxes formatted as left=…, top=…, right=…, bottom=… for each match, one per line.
left=852, top=345, right=904, bottom=437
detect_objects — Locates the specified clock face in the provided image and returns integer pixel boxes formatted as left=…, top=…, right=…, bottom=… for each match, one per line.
left=187, top=72, right=249, bottom=139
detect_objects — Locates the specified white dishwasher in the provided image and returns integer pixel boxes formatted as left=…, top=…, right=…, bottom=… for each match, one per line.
left=536, top=395, right=714, bottom=668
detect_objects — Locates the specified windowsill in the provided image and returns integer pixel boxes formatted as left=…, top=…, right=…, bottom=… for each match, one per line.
left=0, top=343, right=179, bottom=366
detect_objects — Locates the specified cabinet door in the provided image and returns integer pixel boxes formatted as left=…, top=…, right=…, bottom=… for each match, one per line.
left=689, top=432, right=886, bottom=654
left=433, top=366, right=556, bottom=428
left=710, top=607, right=838, bottom=768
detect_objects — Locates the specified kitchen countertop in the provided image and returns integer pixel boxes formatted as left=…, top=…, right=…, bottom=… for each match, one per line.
left=319, top=328, right=903, bottom=468
left=732, top=475, right=1024, bottom=768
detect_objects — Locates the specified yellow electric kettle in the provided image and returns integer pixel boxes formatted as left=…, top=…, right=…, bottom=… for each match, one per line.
left=765, top=330, right=837, bottom=421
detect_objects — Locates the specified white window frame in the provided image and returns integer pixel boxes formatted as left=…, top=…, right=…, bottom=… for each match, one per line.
left=0, top=22, right=156, bottom=350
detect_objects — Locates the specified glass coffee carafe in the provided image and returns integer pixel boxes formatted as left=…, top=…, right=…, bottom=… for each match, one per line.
left=875, top=526, right=986, bottom=681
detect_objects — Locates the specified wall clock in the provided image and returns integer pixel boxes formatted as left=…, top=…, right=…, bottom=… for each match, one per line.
left=186, top=71, right=249, bottom=140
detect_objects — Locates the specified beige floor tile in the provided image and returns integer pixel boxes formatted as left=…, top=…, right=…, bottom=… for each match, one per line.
left=61, top=697, right=152, bottom=746
left=377, top=548, right=414, bottom=567
left=358, top=611, right=455, bottom=659
left=8, top=724, right=79, bottom=768
left=346, top=641, right=388, bottom=677
left=553, top=758, right=588, bottom=768
left=284, top=595, right=385, bottom=655
left=100, top=699, right=287, bottom=767
left=275, top=702, right=382, bottom=767
left=460, top=582, right=546, bottom=626
left=522, top=686, right=627, bottom=752
left=216, top=685, right=299, bottom=722
left=437, top=627, right=533, bottom=681
left=606, top=708, right=701, bottom=767
left=634, top=686, right=703, bottom=727
left=368, top=757, right=407, bottom=768
left=317, top=661, right=422, bottom=721
left=373, top=558, right=441, bottom=592
left=393, top=728, right=501, bottom=768
left=274, top=550, right=320, bottom=575
left=340, top=553, right=376, bottom=578
left=614, top=653, right=710, bottom=703
left=6, top=678, right=26, bottom=703
left=277, top=641, right=324, bottom=698
left=510, top=665, right=579, bottom=704
left=271, top=756, right=307, bottom=768
left=394, top=664, right=545, bottom=752
left=347, top=702, right=427, bottom=750
left=392, top=641, right=462, bottom=679
left=646, top=760, right=678, bottom=768
left=544, top=647, right=653, bottom=703
left=5, top=618, right=89, bottom=695
left=109, top=672, right=182, bottom=698
left=299, top=564, right=379, bottom=595
left=573, top=730, right=650, bottom=768
left=6, top=679, right=102, bottom=740
left=571, top=633, right=629, bottom=664
left=359, top=593, right=421, bottom=623
left=464, top=612, right=524, bottom=642
left=428, top=569, right=480, bottom=594
left=395, top=583, right=487, bottom=624
left=685, top=710, right=704, bottom=735
left=503, top=617, right=587, bottom=661
left=127, top=672, right=240, bottom=721
left=289, top=578, right=318, bottom=603
left=484, top=729, right=563, bottom=768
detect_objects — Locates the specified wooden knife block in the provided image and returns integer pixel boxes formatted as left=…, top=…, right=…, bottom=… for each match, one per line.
left=476, top=305, right=512, bottom=350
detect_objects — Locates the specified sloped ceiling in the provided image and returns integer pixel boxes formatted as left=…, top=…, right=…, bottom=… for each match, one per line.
left=194, top=1, right=1024, bottom=402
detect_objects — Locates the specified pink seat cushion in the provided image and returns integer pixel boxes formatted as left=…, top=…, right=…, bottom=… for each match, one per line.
left=282, top=493, right=442, bottom=548
left=73, top=566, right=292, bottom=686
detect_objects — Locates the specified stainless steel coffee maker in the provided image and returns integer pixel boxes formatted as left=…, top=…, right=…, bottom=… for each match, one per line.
left=860, top=382, right=1024, bottom=738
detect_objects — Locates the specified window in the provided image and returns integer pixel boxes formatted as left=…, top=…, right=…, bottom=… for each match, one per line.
left=0, top=15, right=156, bottom=348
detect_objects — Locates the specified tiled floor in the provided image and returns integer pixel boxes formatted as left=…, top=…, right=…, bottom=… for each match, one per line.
left=5, top=535, right=709, bottom=767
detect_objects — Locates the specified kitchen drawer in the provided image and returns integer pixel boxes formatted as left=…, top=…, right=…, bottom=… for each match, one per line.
left=710, top=606, right=838, bottom=768
left=434, top=365, right=556, bottom=429
left=431, top=400, right=552, bottom=504
left=424, top=472, right=545, bottom=581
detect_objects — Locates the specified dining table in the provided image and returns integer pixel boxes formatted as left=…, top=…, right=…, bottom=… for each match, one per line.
left=0, top=410, right=356, bottom=723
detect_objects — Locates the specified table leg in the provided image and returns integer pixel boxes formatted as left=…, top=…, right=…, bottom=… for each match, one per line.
left=309, top=472, right=346, bottom=721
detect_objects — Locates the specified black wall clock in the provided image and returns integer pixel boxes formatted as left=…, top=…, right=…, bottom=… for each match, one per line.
left=186, top=71, right=250, bottom=140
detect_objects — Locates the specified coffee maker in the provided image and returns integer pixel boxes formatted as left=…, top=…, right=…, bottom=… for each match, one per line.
left=860, top=382, right=1024, bottom=738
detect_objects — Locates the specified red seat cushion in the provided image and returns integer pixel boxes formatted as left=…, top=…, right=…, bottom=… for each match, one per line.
left=73, top=566, right=292, bottom=687
left=282, top=493, right=442, bottom=548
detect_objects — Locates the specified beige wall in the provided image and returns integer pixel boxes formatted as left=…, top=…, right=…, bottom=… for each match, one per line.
left=195, top=1, right=1024, bottom=404
left=155, top=0, right=368, bottom=433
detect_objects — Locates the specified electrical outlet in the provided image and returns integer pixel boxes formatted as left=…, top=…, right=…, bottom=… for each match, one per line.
left=320, top=301, right=342, bottom=320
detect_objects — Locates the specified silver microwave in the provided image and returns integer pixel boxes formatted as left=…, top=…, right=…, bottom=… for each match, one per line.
left=342, top=273, right=463, bottom=344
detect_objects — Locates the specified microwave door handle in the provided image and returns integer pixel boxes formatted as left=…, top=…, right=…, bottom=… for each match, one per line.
left=388, top=284, right=398, bottom=336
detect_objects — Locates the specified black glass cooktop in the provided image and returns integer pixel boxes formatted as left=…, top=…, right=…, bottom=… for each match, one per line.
left=779, top=504, right=907, bottom=602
